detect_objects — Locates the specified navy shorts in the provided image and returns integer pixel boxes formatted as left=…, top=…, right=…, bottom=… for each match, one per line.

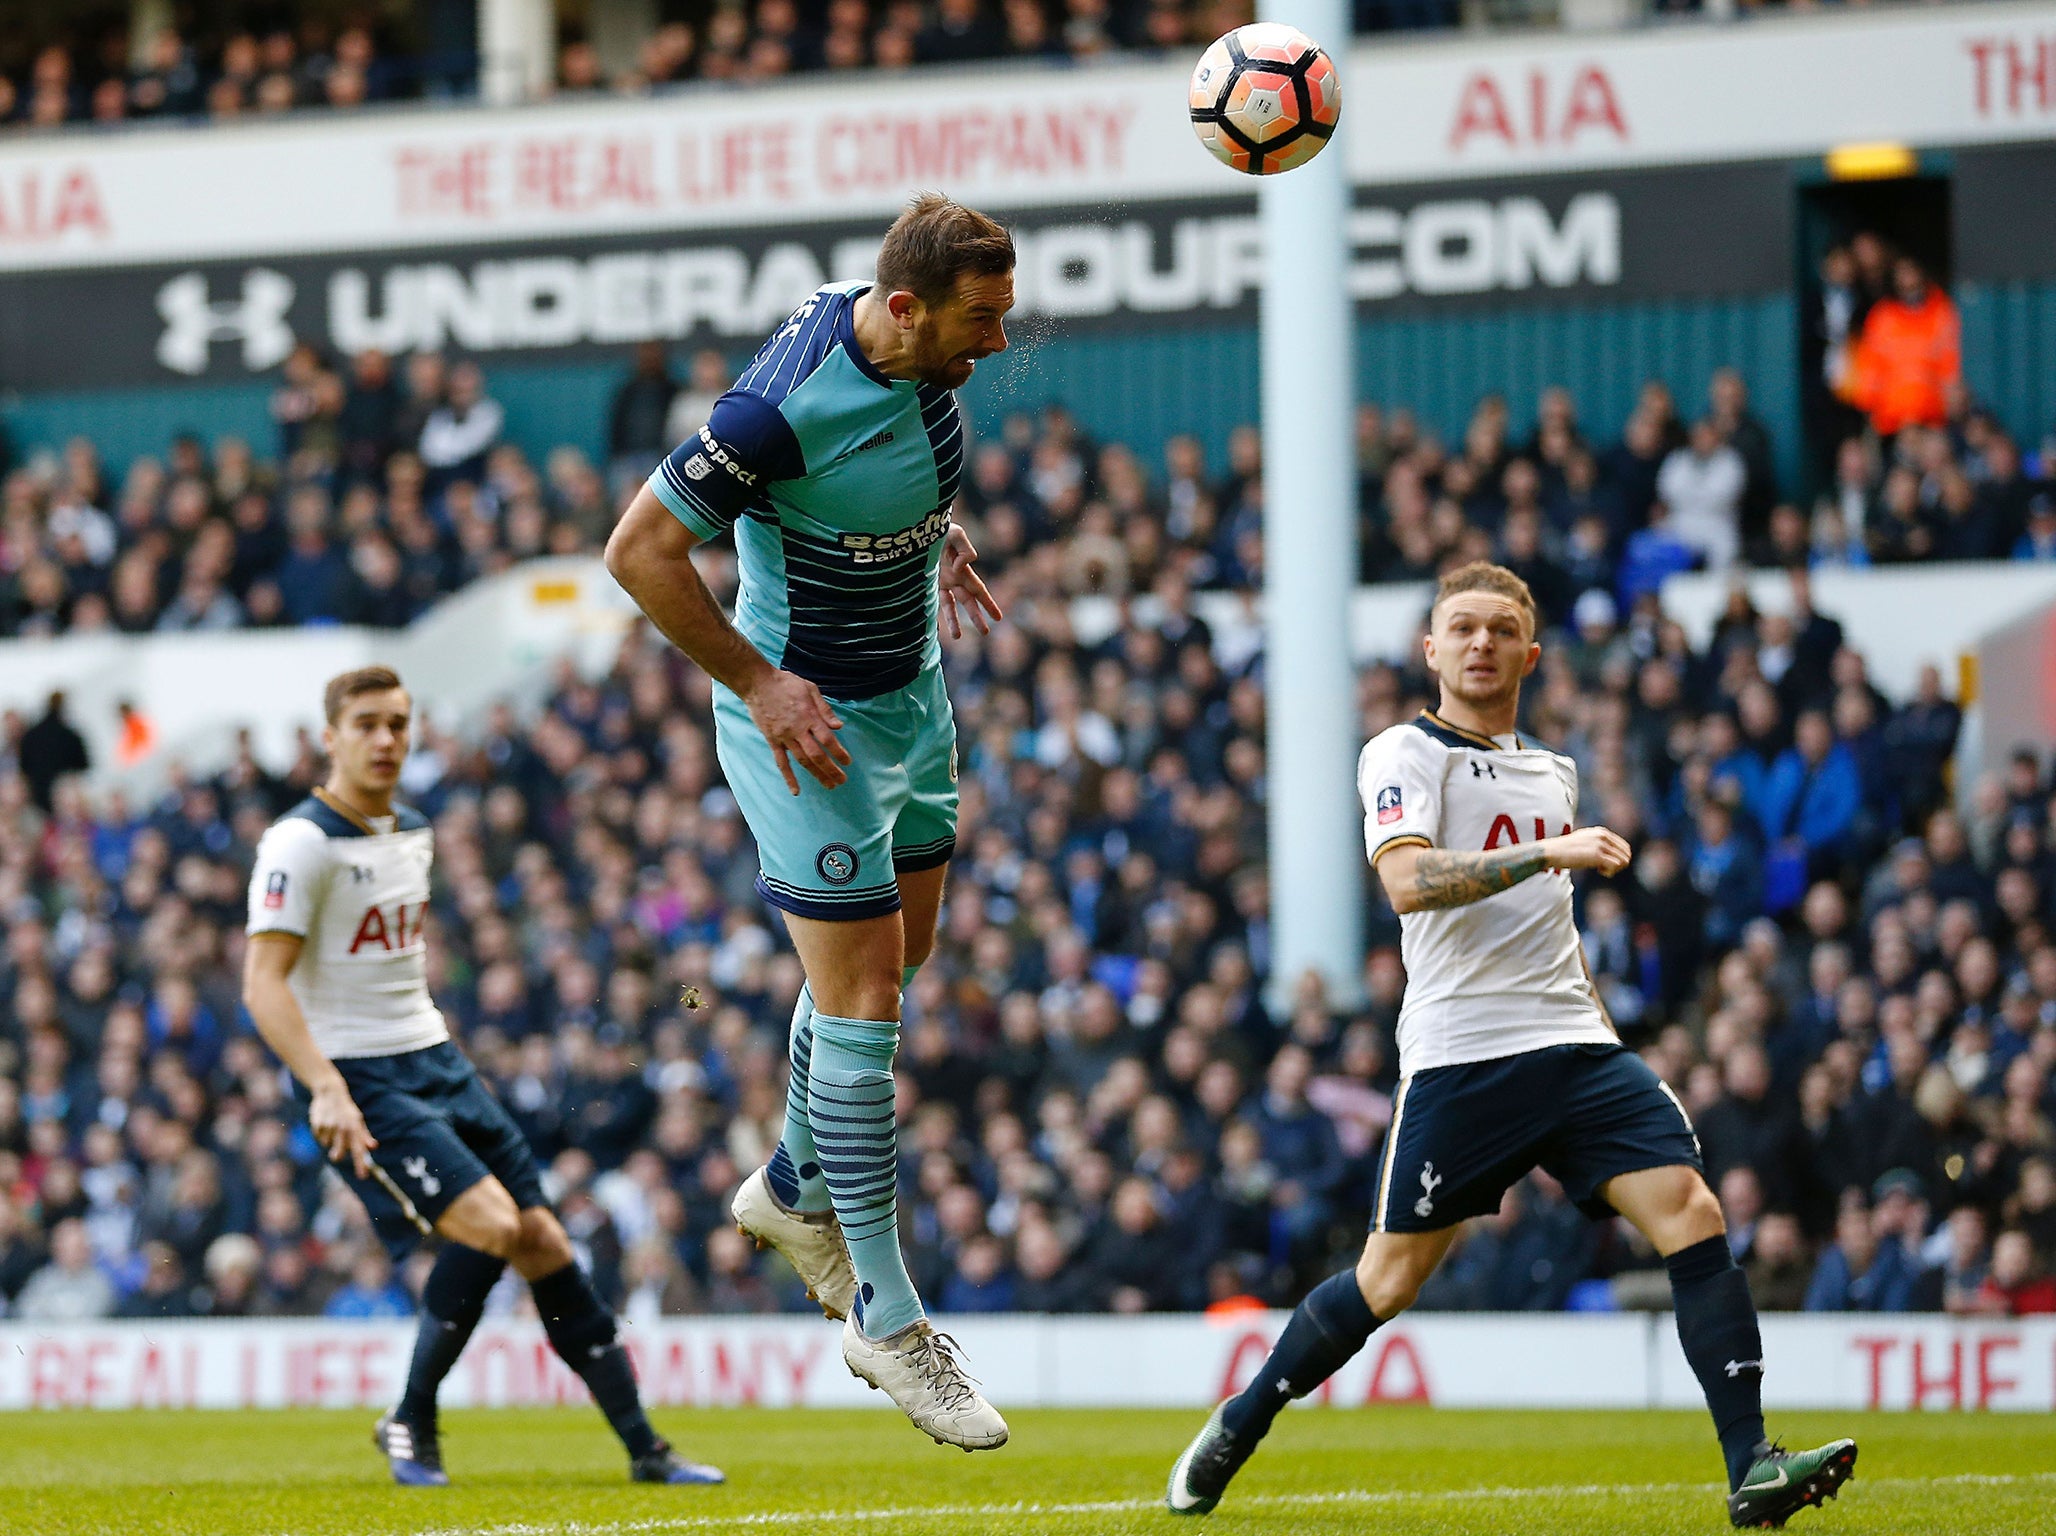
left=1371, top=1043, right=1703, bottom=1233
left=297, top=1041, right=546, bottom=1260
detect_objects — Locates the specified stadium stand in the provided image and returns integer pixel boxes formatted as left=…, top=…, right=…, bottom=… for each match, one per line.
left=2, top=306, right=2055, bottom=1325
left=0, top=240, right=2041, bottom=643
left=9, top=0, right=2013, bottom=128
left=0, top=4, right=1318, bottom=125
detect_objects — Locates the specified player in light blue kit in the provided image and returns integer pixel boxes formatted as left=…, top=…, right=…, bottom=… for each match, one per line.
left=607, top=194, right=1012, bottom=1450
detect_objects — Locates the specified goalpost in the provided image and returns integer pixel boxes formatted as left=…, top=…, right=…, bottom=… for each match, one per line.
left=1260, top=0, right=1364, bottom=1012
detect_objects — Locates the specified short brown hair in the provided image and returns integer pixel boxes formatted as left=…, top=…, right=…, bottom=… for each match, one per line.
left=324, top=665, right=405, bottom=723
left=1432, top=561, right=1538, bottom=634
left=875, top=193, right=1015, bottom=307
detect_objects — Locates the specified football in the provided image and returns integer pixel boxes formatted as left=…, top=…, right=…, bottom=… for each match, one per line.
left=1187, top=23, right=1342, bottom=177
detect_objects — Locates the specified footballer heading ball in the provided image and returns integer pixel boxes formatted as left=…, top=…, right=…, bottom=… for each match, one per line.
left=1188, top=23, right=1341, bottom=177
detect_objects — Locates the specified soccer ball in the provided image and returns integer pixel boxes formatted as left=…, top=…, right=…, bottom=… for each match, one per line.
left=1188, top=23, right=1341, bottom=177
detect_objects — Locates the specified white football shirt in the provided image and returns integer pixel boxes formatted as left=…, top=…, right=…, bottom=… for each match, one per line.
left=245, top=794, right=448, bottom=1059
left=1359, top=712, right=1614, bottom=1077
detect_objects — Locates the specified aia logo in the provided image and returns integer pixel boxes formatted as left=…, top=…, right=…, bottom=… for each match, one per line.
left=1485, top=813, right=1573, bottom=875
left=350, top=900, right=428, bottom=953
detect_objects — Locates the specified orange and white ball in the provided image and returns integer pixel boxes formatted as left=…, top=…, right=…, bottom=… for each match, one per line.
left=1188, top=23, right=1341, bottom=177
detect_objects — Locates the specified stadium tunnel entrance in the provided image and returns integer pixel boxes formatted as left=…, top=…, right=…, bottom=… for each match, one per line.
left=1794, top=154, right=1954, bottom=493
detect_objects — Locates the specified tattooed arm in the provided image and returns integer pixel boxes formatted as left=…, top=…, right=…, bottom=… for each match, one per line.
left=1374, top=826, right=1632, bottom=915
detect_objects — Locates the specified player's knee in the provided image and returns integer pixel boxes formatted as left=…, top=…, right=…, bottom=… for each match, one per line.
left=818, top=975, right=902, bottom=1022
left=472, top=1206, right=522, bottom=1260
left=445, top=1183, right=524, bottom=1259
left=515, top=1210, right=575, bottom=1273
left=1353, top=1253, right=1422, bottom=1318
left=1681, top=1179, right=1726, bottom=1243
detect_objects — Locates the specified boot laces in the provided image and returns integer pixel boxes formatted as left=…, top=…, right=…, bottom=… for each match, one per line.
left=906, top=1327, right=980, bottom=1413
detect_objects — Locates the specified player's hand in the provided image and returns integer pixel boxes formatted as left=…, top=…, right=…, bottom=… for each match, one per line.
left=938, top=525, right=1003, bottom=640
left=743, top=669, right=852, bottom=793
left=308, top=1078, right=377, bottom=1179
left=1542, top=825, right=1633, bottom=875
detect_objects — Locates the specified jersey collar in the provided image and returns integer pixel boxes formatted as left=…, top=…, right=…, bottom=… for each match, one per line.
left=314, top=786, right=385, bottom=833
left=1414, top=710, right=1521, bottom=752
left=837, top=286, right=902, bottom=390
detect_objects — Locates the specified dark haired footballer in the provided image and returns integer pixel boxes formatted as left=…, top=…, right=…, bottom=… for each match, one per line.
left=1167, top=565, right=1857, bottom=1530
left=243, top=666, right=721, bottom=1489
left=607, top=193, right=1014, bottom=1449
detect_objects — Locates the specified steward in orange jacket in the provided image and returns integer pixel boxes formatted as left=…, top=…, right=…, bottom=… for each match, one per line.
left=1838, top=258, right=1962, bottom=436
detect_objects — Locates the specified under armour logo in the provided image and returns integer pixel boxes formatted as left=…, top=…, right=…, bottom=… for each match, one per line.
left=1725, top=1358, right=1764, bottom=1378
left=400, top=1156, right=442, bottom=1197
left=1414, top=1160, right=1442, bottom=1219
left=1273, top=1379, right=1292, bottom=1396
left=1470, top=760, right=1497, bottom=779
left=155, top=268, right=296, bottom=376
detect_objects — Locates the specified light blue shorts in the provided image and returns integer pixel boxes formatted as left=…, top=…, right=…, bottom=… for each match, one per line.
left=713, top=664, right=957, bottom=921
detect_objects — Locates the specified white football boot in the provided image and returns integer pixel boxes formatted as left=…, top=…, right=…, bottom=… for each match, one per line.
left=730, top=1166, right=858, bottom=1320
left=842, top=1315, right=1009, bottom=1451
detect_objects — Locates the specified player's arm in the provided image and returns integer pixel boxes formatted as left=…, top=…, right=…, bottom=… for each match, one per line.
left=605, top=395, right=850, bottom=794
left=1374, top=827, right=1632, bottom=914
left=240, top=933, right=378, bottom=1176
left=607, top=486, right=781, bottom=698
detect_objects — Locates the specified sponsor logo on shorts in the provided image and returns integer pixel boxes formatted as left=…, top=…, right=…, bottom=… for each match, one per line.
left=400, top=1155, right=443, bottom=1197
left=816, top=843, right=860, bottom=886
left=1376, top=784, right=1403, bottom=825
left=263, top=871, right=288, bottom=909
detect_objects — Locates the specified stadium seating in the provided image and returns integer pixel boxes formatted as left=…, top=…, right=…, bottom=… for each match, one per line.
left=0, top=4, right=1480, bottom=131
left=2, top=337, right=2055, bottom=1326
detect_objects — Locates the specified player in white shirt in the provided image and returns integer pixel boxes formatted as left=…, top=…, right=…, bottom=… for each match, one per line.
left=1169, top=565, right=1855, bottom=1530
left=243, top=666, right=721, bottom=1491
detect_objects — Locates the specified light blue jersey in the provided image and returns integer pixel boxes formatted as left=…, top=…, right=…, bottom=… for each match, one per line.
left=647, top=281, right=964, bottom=701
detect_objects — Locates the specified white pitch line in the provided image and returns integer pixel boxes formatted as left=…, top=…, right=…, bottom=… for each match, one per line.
left=371, top=1468, right=2056, bottom=1536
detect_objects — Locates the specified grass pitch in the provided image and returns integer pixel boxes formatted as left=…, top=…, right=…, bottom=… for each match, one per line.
left=1, top=1406, right=2052, bottom=1536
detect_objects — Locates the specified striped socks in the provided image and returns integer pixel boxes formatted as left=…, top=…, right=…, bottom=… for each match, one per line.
left=808, top=1011, right=923, bottom=1339
left=765, top=985, right=832, bottom=1214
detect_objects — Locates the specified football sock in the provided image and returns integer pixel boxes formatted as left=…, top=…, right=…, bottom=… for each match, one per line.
left=765, top=985, right=831, bottom=1213
left=531, top=1262, right=660, bottom=1459
left=1219, top=1269, right=1380, bottom=1442
left=1666, top=1234, right=1767, bottom=1491
left=397, top=1242, right=506, bottom=1424
left=809, top=1011, right=924, bottom=1339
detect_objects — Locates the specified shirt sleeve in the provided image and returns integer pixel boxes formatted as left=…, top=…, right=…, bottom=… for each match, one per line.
left=247, top=819, right=326, bottom=938
left=1358, top=727, right=1444, bottom=865
left=646, top=390, right=805, bottom=543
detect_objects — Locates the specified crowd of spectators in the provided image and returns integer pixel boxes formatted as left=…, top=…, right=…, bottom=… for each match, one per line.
left=4, top=1, right=2014, bottom=134
left=2, top=344, right=2056, bottom=1326
left=0, top=18, right=434, bottom=130
left=3, top=0, right=1453, bottom=130
left=0, top=346, right=623, bottom=638
left=1356, top=254, right=2049, bottom=622
left=7, top=243, right=2046, bottom=646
